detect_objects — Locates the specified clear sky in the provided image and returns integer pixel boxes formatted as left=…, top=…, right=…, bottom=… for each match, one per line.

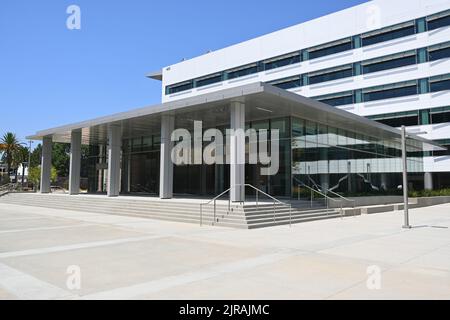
left=0, top=0, right=368, bottom=143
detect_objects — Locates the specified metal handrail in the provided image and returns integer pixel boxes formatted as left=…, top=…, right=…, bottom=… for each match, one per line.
left=199, top=184, right=292, bottom=227
left=294, top=178, right=344, bottom=218
left=244, top=184, right=292, bottom=227
left=199, top=187, right=231, bottom=226
left=323, top=188, right=356, bottom=210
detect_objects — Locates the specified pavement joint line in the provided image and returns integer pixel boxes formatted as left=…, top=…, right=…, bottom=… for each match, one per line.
left=0, top=262, right=79, bottom=300
left=0, top=235, right=166, bottom=259
left=0, top=223, right=95, bottom=235
left=81, top=250, right=297, bottom=300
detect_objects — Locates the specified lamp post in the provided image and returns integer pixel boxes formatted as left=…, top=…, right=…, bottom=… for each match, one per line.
left=401, top=126, right=411, bottom=229
left=27, top=140, right=33, bottom=189
left=401, top=127, right=429, bottom=229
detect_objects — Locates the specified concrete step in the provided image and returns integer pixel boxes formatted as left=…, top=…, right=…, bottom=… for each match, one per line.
left=0, top=193, right=345, bottom=229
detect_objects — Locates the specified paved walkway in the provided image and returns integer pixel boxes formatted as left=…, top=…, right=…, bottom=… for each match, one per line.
left=0, top=202, right=449, bottom=300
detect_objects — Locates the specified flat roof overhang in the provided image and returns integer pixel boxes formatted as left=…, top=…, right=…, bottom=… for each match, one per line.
left=27, top=82, right=446, bottom=152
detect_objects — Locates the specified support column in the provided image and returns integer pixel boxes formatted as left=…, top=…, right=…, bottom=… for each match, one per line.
left=107, top=125, right=122, bottom=197
left=424, top=172, right=433, bottom=191
left=69, top=130, right=82, bottom=195
left=40, top=136, right=52, bottom=193
left=230, top=100, right=245, bottom=202
left=160, top=115, right=175, bottom=199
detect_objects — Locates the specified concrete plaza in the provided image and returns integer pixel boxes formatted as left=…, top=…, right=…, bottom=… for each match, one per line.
left=0, top=202, right=449, bottom=300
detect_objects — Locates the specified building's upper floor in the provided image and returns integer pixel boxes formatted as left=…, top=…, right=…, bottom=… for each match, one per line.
left=150, top=0, right=450, bottom=103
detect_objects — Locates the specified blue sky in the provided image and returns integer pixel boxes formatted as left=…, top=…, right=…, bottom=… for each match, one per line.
left=0, top=0, right=368, bottom=143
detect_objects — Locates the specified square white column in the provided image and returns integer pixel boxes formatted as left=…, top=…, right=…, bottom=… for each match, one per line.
left=40, top=136, right=52, bottom=194
left=160, top=115, right=175, bottom=199
left=230, top=101, right=245, bottom=202
left=69, top=130, right=82, bottom=195
left=107, top=125, right=122, bottom=197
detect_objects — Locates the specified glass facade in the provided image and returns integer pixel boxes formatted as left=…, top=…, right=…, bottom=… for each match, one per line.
left=84, top=115, right=427, bottom=199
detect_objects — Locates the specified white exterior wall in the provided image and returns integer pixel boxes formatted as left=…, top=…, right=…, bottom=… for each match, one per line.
left=159, top=0, right=450, bottom=174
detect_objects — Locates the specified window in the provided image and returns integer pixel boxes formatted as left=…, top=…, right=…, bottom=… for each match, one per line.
left=166, top=81, right=193, bottom=95
left=363, top=81, right=418, bottom=102
left=362, top=50, right=416, bottom=74
left=361, top=21, right=415, bottom=47
left=433, top=139, right=450, bottom=156
left=427, top=10, right=450, bottom=31
left=309, top=64, right=353, bottom=85
left=268, top=76, right=301, bottom=90
left=429, top=42, right=450, bottom=61
left=308, top=38, right=352, bottom=60
left=226, top=63, right=259, bottom=80
left=264, top=53, right=300, bottom=71
left=314, top=91, right=354, bottom=107
left=195, top=73, right=223, bottom=88
left=430, top=74, right=450, bottom=92
left=431, top=106, right=450, bottom=124
left=369, top=111, right=419, bottom=127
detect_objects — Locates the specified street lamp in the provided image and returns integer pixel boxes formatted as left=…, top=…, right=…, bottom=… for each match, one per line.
left=401, top=126, right=428, bottom=229
left=27, top=140, right=33, bottom=188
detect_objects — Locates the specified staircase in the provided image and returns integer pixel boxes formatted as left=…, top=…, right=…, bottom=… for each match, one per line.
left=0, top=192, right=344, bottom=229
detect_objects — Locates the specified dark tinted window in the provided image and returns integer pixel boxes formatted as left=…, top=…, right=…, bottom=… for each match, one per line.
left=317, top=94, right=354, bottom=107
left=430, top=79, right=450, bottom=92
left=264, top=54, right=300, bottom=71
left=363, top=85, right=417, bottom=102
left=432, top=111, right=450, bottom=124
left=166, top=81, right=193, bottom=94
left=309, top=67, right=353, bottom=85
left=196, top=74, right=222, bottom=88
left=309, top=41, right=352, bottom=60
left=362, top=25, right=415, bottom=47
left=428, top=14, right=450, bottom=31
left=270, top=78, right=301, bottom=90
left=376, top=116, right=419, bottom=127
left=363, top=55, right=416, bottom=74
left=429, top=47, right=450, bottom=61
left=226, top=65, right=258, bottom=80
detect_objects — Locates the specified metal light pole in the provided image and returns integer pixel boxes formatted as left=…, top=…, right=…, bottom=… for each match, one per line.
left=401, top=126, right=411, bottom=229
left=27, top=140, right=33, bottom=189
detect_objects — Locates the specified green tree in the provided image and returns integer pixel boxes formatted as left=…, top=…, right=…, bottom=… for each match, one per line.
left=28, top=166, right=57, bottom=190
left=52, top=143, right=70, bottom=177
left=13, top=145, right=30, bottom=185
left=0, top=132, right=23, bottom=175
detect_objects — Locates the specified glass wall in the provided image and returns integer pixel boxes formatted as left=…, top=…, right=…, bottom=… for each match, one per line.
left=84, top=116, right=427, bottom=198
left=291, top=117, right=424, bottom=197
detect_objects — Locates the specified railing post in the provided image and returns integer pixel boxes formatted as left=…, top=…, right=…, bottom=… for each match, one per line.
left=289, top=205, right=292, bottom=228
left=310, top=189, right=313, bottom=208
left=273, top=200, right=276, bottom=222
left=256, top=190, right=258, bottom=210
left=214, top=200, right=216, bottom=225
left=298, top=185, right=300, bottom=201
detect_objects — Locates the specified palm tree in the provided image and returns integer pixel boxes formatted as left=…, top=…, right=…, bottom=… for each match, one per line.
left=0, top=132, right=22, bottom=178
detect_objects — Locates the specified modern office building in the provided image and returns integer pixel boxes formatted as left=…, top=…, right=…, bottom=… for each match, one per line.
left=155, top=0, right=450, bottom=191
left=28, top=0, right=448, bottom=203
